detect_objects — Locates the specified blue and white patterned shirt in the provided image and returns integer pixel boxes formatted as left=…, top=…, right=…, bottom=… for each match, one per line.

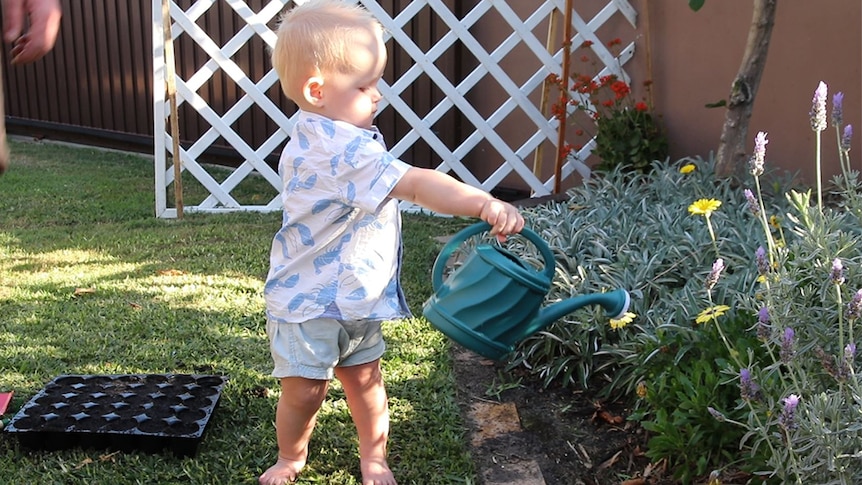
left=264, top=111, right=412, bottom=324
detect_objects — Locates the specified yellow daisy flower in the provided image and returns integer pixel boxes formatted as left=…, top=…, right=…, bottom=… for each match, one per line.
left=696, top=305, right=731, bottom=324
left=769, top=215, right=781, bottom=228
left=688, top=198, right=722, bottom=216
left=609, top=312, right=636, bottom=330
left=680, top=163, right=696, bottom=174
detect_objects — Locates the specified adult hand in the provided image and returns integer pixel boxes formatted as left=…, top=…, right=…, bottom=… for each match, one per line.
left=2, top=0, right=61, bottom=64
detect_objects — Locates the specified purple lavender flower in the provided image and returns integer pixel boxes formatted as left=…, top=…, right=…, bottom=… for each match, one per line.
left=832, top=92, right=844, bottom=127
left=749, top=132, right=768, bottom=177
left=779, top=394, right=800, bottom=430
left=780, top=327, right=795, bottom=363
left=846, top=289, right=862, bottom=320
left=757, top=306, right=771, bottom=341
left=744, top=189, right=760, bottom=217
left=831, top=258, right=845, bottom=285
left=739, top=368, right=760, bottom=401
left=707, top=406, right=726, bottom=422
left=839, top=342, right=857, bottom=380
left=705, top=258, right=724, bottom=291
left=755, top=246, right=769, bottom=276
left=842, top=125, right=853, bottom=152
left=811, top=82, right=828, bottom=132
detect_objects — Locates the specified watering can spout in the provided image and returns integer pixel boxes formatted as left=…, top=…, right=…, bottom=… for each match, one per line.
left=526, top=289, right=631, bottom=337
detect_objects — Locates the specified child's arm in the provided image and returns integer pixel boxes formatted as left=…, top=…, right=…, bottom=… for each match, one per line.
left=389, top=167, right=525, bottom=238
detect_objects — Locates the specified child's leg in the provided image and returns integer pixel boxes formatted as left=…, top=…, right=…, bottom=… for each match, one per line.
left=335, top=359, right=397, bottom=485
left=259, top=376, right=329, bottom=485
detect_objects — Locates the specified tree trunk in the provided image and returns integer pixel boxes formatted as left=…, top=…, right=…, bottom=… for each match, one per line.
left=714, top=0, right=778, bottom=178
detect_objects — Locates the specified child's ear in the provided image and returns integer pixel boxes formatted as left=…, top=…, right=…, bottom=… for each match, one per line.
left=302, top=77, right=325, bottom=106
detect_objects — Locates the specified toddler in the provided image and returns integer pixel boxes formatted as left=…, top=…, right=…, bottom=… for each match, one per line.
left=260, top=1, right=524, bottom=484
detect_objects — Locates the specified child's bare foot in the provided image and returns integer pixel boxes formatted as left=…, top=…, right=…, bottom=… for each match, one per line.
left=259, top=457, right=305, bottom=485
left=361, top=457, right=397, bottom=485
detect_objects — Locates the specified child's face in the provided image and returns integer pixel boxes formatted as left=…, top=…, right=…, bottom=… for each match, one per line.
left=317, top=27, right=386, bottom=129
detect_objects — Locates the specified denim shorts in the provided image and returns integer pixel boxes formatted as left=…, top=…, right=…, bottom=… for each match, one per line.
left=266, top=317, right=386, bottom=380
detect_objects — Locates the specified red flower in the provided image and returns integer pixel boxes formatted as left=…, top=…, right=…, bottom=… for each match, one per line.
left=610, top=80, right=630, bottom=96
left=580, top=55, right=590, bottom=62
left=635, top=102, right=648, bottom=112
left=602, top=100, right=614, bottom=108
left=608, top=38, right=622, bottom=47
left=580, top=40, right=594, bottom=48
left=550, top=103, right=564, bottom=119
left=578, top=80, right=599, bottom=94
left=575, top=129, right=584, bottom=136
left=599, top=75, right=615, bottom=86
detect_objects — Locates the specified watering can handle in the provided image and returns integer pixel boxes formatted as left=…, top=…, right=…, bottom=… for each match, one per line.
left=431, top=222, right=556, bottom=291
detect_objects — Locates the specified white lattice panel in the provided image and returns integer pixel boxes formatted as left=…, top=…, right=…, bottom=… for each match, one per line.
left=153, top=0, right=636, bottom=218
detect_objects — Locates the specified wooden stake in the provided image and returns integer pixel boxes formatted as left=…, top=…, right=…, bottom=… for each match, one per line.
left=162, top=0, right=183, bottom=218
left=531, top=9, right=559, bottom=186
left=553, top=0, right=574, bottom=194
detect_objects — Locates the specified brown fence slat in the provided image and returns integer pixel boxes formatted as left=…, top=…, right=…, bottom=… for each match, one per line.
left=2, top=0, right=455, bottom=167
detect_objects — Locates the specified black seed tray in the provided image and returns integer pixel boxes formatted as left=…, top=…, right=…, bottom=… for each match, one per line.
left=4, top=374, right=227, bottom=457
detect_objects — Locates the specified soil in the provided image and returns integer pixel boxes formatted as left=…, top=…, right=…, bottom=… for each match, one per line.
left=451, top=347, right=675, bottom=485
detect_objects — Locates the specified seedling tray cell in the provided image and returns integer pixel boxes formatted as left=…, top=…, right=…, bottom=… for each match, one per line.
left=4, top=374, right=227, bottom=457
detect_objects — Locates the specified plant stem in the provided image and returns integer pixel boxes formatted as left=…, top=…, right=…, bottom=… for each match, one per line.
left=816, top=130, right=823, bottom=213
left=706, top=215, right=719, bottom=258
left=754, top=176, right=777, bottom=263
left=836, top=125, right=850, bottom=183
left=837, top=284, right=845, bottom=358
left=707, top=293, right=742, bottom=369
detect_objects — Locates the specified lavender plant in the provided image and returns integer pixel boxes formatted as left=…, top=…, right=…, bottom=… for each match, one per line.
left=511, top=80, right=862, bottom=483
left=701, top=81, right=862, bottom=484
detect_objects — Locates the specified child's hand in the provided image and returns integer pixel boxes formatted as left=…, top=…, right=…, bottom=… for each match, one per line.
left=480, top=199, right=524, bottom=242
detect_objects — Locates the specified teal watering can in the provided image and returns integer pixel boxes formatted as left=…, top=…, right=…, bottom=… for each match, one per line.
left=423, top=222, right=630, bottom=360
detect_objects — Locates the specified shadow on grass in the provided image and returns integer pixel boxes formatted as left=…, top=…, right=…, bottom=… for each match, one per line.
left=0, top=141, right=475, bottom=484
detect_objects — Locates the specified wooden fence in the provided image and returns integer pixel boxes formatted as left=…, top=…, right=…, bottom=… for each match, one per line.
left=2, top=0, right=466, bottom=169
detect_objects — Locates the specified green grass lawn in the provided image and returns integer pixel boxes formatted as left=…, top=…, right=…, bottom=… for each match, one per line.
left=0, top=141, right=474, bottom=484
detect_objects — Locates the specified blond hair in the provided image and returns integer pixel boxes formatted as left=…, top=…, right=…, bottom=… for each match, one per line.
left=271, top=0, right=381, bottom=103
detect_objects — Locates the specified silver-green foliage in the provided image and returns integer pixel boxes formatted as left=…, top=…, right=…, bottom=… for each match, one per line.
left=509, top=156, right=790, bottom=394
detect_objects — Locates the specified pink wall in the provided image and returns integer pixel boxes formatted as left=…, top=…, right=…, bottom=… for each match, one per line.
left=645, top=0, right=861, bottom=184
left=480, top=1, right=861, bottom=192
